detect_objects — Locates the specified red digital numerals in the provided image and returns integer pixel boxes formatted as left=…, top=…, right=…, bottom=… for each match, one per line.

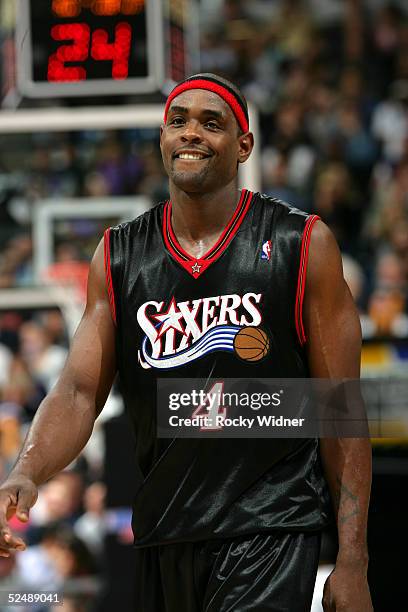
left=52, top=1, right=144, bottom=18
left=91, top=23, right=131, bottom=79
left=48, top=23, right=90, bottom=81
left=47, top=22, right=132, bottom=82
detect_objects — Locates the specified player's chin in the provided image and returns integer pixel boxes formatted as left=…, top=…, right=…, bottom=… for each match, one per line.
left=171, top=169, right=210, bottom=191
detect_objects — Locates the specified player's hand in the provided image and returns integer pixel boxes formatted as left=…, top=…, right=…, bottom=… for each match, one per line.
left=0, top=475, right=38, bottom=557
left=322, top=561, right=373, bottom=611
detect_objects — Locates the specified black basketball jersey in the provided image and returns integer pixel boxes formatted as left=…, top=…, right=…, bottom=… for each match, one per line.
left=104, top=189, right=331, bottom=547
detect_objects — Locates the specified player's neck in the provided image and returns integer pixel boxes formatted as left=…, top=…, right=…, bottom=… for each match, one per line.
left=169, top=182, right=240, bottom=243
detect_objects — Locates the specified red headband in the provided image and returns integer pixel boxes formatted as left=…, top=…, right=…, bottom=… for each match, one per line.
left=163, top=79, right=249, bottom=133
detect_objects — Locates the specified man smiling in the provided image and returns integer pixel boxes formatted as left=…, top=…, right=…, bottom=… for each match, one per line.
left=0, top=74, right=372, bottom=611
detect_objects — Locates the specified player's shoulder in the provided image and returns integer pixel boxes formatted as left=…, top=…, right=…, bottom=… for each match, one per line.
left=108, top=200, right=166, bottom=237
left=253, top=193, right=336, bottom=261
left=251, top=191, right=311, bottom=225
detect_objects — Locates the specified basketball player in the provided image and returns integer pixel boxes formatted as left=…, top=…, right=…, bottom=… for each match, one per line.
left=0, top=74, right=372, bottom=611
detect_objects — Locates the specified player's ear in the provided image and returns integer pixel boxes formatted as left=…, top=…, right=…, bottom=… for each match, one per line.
left=238, top=132, right=254, bottom=164
left=159, top=124, right=165, bottom=153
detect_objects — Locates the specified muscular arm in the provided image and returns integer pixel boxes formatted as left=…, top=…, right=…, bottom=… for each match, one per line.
left=0, top=239, right=116, bottom=555
left=303, top=221, right=372, bottom=611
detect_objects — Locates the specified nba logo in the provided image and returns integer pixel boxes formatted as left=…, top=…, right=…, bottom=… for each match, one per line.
left=261, top=240, right=272, bottom=261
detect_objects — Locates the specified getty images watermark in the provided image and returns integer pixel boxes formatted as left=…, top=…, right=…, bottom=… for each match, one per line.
left=166, top=385, right=305, bottom=430
left=157, top=378, right=408, bottom=438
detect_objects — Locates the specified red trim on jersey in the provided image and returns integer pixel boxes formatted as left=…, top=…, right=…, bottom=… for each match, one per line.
left=164, top=79, right=249, bottom=133
left=162, top=190, right=253, bottom=279
left=206, top=189, right=252, bottom=260
left=295, top=215, right=320, bottom=346
left=103, top=228, right=117, bottom=326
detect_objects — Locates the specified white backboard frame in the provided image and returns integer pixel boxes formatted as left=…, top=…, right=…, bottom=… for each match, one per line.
left=33, top=196, right=150, bottom=281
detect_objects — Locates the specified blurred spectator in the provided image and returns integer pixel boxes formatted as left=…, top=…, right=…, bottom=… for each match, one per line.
left=261, top=148, right=312, bottom=210
left=83, top=171, right=110, bottom=198
left=338, top=65, right=375, bottom=127
left=0, top=401, right=22, bottom=464
left=29, top=472, right=84, bottom=531
left=1, top=354, right=42, bottom=436
left=335, top=101, right=378, bottom=190
left=200, top=30, right=239, bottom=76
left=74, top=482, right=107, bottom=557
left=375, top=251, right=406, bottom=291
left=342, top=253, right=365, bottom=304
left=0, top=235, right=33, bottom=288
left=0, top=553, right=22, bottom=612
left=43, top=526, right=97, bottom=579
left=0, top=341, right=12, bottom=386
left=0, top=552, right=17, bottom=586
left=342, top=254, right=375, bottom=337
left=136, top=143, right=169, bottom=202
left=272, top=0, right=314, bottom=60
left=37, top=310, right=68, bottom=348
left=16, top=524, right=97, bottom=595
left=366, top=250, right=408, bottom=336
left=306, top=84, right=338, bottom=153
left=370, top=3, right=406, bottom=96
left=313, top=162, right=362, bottom=250
left=368, top=288, right=408, bottom=336
left=371, top=80, right=408, bottom=163
left=94, top=135, right=144, bottom=196
left=366, top=158, right=408, bottom=246
left=55, top=243, right=83, bottom=264
left=18, top=321, right=68, bottom=393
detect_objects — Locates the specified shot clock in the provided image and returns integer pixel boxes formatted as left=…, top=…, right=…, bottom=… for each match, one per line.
left=16, top=0, right=198, bottom=97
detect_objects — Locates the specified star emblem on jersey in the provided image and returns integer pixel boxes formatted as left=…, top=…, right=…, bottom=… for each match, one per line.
left=153, top=297, right=186, bottom=340
left=191, top=262, right=202, bottom=275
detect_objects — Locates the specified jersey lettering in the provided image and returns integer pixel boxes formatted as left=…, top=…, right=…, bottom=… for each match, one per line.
left=137, top=292, right=262, bottom=369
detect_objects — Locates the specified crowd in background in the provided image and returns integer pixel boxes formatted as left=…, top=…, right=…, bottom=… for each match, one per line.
left=0, top=1, right=408, bottom=609
left=201, top=0, right=408, bottom=336
left=0, top=0, right=407, bottom=335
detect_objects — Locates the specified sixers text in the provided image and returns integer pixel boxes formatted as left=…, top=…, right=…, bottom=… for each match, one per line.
left=137, top=292, right=263, bottom=369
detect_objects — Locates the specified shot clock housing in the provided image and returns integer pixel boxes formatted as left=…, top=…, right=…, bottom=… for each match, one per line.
left=16, top=0, right=198, bottom=97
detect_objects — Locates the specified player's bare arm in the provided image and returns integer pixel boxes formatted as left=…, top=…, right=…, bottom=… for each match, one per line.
left=304, top=221, right=373, bottom=612
left=0, top=240, right=116, bottom=557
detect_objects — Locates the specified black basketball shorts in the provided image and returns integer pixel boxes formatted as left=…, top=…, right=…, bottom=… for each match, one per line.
left=133, top=530, right=321, bottom=611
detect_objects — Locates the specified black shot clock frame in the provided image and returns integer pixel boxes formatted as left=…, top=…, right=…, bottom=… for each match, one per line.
left=15, top=0, right=198, bottom=98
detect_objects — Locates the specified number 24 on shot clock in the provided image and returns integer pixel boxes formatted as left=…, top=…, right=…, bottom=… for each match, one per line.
left=16, top=0, right=166, bottom=96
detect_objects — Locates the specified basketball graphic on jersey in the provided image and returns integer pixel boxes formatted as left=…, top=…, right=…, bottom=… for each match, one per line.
left=233, top=326, right=270, bottom=361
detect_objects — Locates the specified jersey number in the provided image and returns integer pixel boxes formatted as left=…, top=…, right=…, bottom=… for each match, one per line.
left=191, top=381, right=227, bottom=431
